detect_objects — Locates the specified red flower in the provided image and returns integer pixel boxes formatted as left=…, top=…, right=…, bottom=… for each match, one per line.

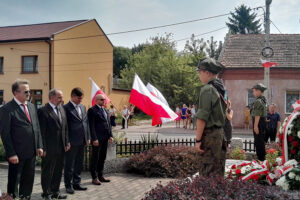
left=251, top=169, right=256, bottom=172
left=292, top=141, right=300, bottom=147
left=231, top=165, right=236, bottom=169
left=239, top=163, right=250, bottom=167
left=252, top=174, right=260, bottom=181
left=266, top=148, right=276, bottom=154
left=288, top=136, right=294, bottom=142
left=235, top=169, right=241, bottom=175
left=278, top=133, right=283, bottom=141
left=291, top=149, right=296, bottom=155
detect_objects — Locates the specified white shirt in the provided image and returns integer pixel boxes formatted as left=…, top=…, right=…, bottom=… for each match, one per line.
left=122, top=108, right=129, bottom=116
left=14, top=97, right=29, bottom=113
left=49, top=102, right=58, bottom=115
left=191, top=108, right=196, bottom=117
left=71, top=101, right=82, bottom=118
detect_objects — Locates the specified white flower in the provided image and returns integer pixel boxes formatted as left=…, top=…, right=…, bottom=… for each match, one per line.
left=288, top=130, right=292, bottom=135
left=276, top=176, right=289, bottom=191
left=192, top=172, right=199, bottom=179
left=276, top=157, right=282, bottom=166
left=296, top=176, right=300, bottom=181
left=298, top=131, right=300, bottom=139
left=279, top=127, right=283, bottom=134
left=288, top=172, right=296, bottom=179
left=225, top=167, right=231, bottom=173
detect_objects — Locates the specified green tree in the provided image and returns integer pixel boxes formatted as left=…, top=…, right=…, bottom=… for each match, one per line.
left=184, top=34, right=206, bottom=66
left=226, top=4, right=262, bottom=34
left=113, top=46, right=132, bottom=77
left=206, top=37, right=223, bottom=60
left=120, top=34, right=201, bottom=108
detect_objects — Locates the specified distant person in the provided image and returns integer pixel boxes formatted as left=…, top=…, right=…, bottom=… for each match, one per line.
left=109, top=105, right=117, bottom=127
left=121, top=105, right=129, bottom=129
left=181, top=104, right=188, bottom=129
left=265, top=104, right=281, bottom=143
left=251, top=83, right=268, bottom=161
left=191, top=104, right=196, bottom=130
left=128, top=104, right=135, bottom=125
left=64, top=88, right=90, bottom=194
left=175, top=105, right=181, bottom=128
left=224, top=100, right=233, bottom=147
left=0, top=79, right=43, bottom=199
left=186, top=105, right=192, bottom=129
left=244, top=106, right=251, bottom=130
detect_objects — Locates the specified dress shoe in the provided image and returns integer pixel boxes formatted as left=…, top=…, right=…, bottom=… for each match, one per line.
left=51, top=194, right=68, bottom=199
left=42, top=195, right=52, bottom=200
left=73, top=184, right=87, bottom=190
left=65, top=187, right=74, bottom=194
left=92, top=178, right=101, bottom=185
left=99, top=177, right=110, bottom=182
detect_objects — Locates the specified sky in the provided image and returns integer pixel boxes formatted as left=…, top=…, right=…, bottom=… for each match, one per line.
left=0, top=0, right=299, bottom=50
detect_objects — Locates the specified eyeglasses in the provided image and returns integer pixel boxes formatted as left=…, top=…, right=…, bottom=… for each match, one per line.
left=24, top=90, right=30, bottom=94
left=100, top=99, right=105, bottom=101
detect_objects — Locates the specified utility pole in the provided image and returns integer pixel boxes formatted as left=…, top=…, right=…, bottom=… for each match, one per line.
left=264, top=0, right=272, bottom=103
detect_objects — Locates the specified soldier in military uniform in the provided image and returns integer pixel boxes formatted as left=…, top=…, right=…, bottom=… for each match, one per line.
left=251, top=83, right=268, bottom=161
left=194, top=58, right=227, bottom=176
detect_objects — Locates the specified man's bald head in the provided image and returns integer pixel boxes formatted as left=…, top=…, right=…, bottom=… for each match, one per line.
left=95, top=94, right=106, bottom=106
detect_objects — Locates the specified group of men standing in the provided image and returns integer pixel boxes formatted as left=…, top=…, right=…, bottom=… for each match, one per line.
left=0, top=80, right=113, bottom=200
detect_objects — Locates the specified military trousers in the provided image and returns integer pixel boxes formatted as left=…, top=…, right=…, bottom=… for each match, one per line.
left=198, top=127, right=226, bottom=176
left=252, top=117, right=266, bottom=161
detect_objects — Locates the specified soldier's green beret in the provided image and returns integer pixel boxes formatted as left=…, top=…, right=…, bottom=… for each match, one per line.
left=196, top=58, right=225, bottom=74
left=252, top=83, right=267, bottom=92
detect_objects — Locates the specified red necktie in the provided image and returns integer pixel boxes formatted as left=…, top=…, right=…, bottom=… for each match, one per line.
left=21, top=104, right=31, bottom=123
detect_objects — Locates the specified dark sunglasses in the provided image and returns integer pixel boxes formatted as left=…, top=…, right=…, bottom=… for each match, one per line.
left=23, top=90, right=30, bottom=94
left=100, top=99, right=105, bottom=101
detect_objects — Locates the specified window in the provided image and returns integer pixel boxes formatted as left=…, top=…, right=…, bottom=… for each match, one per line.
left=286, top=91, right=300, bottom=113
left=0, top=90, right=3, bottom=105
left=22, top=56, right=38, bottom=73
left=0, top=57, right=3, bottom=73
left=247, top=89, right=256, bottom=107
left=30, top=90, right=43, bottom=109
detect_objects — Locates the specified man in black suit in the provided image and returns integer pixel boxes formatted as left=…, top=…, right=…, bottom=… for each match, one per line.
left=88, top=94, right=113, bottom=185
left=63, top=88, right=90, bottom=194
left=0, top=79, right=43, bottom=199
left=38, top=89, right=70, bottom=200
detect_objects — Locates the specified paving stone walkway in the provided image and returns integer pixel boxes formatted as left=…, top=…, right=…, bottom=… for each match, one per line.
left=0, top=169, right=172, bottom=200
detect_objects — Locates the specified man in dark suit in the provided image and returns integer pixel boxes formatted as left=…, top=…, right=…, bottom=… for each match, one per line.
left=0, top=79, right=43, bottom=199
left=63, top=88, right=90, bottom=194
left=38, top=89, right=70, bottom=200
left=88, top=94, right=113, bottom=185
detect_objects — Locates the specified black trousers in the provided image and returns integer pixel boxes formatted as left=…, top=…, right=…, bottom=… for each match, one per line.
left=41, top=150, right=64, bottom=196
left=252, top=117, right=266, bottom=161
left=7, top=156, right=36, bottom=198
left=90, top=140, right=108, bottom=179
left=122, top=118, right=128, bottom=129
left=64, top=144, right=84, bottom=187
left=265, top=127, right=277, bottom=143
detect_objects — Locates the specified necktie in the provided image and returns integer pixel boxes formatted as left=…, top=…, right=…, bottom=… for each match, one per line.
left=101, top=107, right=108, bottom=120
left=76, top=105, right=82, bottom=119
left=21, top=104, right=31, bottom=123
left=55, top=106, right=62, bottom=123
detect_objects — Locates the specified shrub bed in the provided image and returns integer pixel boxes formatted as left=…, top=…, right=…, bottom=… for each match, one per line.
left=143, top=175, right=300, bottom=200
left=124, top=145, right=202, bottom=178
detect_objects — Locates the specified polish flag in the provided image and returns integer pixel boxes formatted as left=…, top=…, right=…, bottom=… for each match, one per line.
left=130, top=74, right=177, bottom=126
left=89, top=77, right=111, bottom=106
left=146, top=83, right=173, bottom=124
left=260, top=59, right=278, bottom=68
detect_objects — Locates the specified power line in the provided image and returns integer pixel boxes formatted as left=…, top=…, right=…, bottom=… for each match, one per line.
left=174, top=27, right=227, bottom=42
left=270, top=20, right=282, bottom=33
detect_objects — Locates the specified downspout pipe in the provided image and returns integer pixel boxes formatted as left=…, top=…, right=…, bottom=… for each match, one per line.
left=45, top=39, right=52, bottom=90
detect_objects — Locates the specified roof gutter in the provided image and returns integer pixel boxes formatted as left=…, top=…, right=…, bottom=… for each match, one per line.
left=0, top=37, right=50, bottom=43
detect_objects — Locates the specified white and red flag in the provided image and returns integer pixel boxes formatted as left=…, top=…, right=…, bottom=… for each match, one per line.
left=89, top=77, right=111, bottom=106
left=146, top=83, right=172, bottom=125
left=129, top=74, right=177, bottom=126
left=260, top=59, right=278, bottom=68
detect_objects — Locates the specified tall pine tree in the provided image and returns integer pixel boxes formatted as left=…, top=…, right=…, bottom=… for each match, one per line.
left=226, top=4, right=262, bottom=34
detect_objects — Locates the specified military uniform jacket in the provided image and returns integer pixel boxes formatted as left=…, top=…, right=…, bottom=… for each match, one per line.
left=251, top=96, right=267, bottom=117
left=195, top=81, right=225, bottom=128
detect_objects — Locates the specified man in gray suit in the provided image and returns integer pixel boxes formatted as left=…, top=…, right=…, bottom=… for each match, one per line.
left=38, top=89, right=70, bottom=200
left=64, top=88, right=90, bottom=194
left=0, top=79, right=43, bottom=199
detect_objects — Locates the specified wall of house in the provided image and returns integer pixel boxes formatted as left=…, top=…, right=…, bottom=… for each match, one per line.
left=52, top=20, right=113, bottom=107
left=222, top=68, right=300, bottom=128
left=0, top=41, right=49, bottom=105
left=109, top=89, right=131, bottom=112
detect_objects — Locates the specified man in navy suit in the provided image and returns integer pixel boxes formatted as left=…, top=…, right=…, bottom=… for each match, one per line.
left=0, top=79, right=43, bottom=199
left=63, top=88, right=90, bottom=194
left=88, top=94, right=113, bottom=185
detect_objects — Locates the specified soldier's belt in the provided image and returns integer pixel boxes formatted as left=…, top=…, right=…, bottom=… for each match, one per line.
left=204, top=126, right=222, bottom=131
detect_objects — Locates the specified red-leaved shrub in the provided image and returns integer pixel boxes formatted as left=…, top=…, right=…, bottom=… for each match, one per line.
left=143, top=176, right=300, bottom=200
left=124, top=146, right=202, bottom=178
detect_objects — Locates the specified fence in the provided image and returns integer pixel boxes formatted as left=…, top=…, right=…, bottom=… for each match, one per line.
left=83, top=139, right=256, bottom=170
